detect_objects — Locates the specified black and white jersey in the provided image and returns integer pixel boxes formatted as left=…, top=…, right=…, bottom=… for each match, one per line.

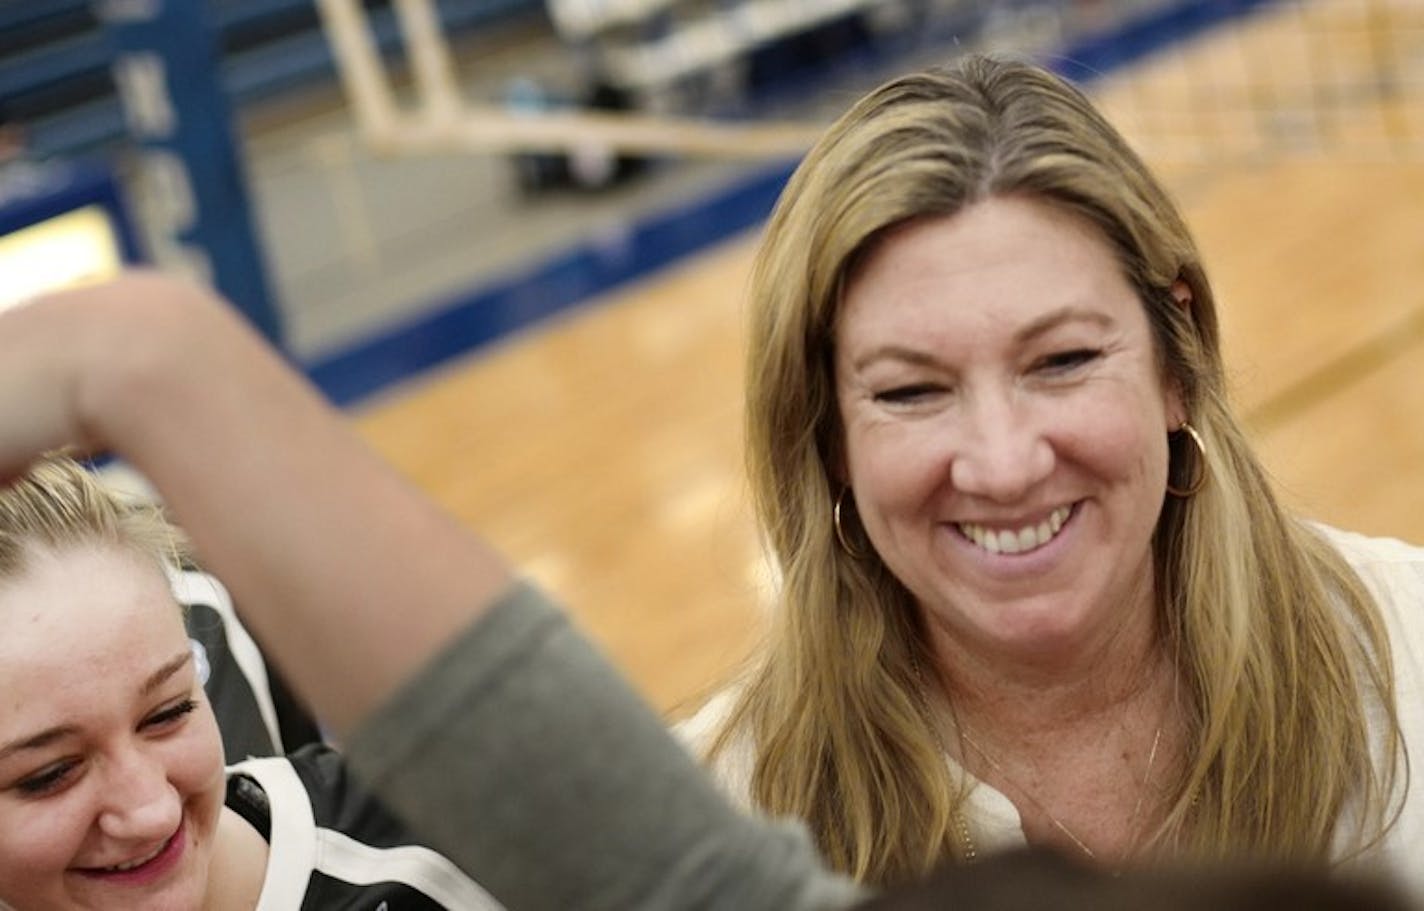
left=228, top=744, right=504, bottom=909
left=176, top=566, right=323, bottom=761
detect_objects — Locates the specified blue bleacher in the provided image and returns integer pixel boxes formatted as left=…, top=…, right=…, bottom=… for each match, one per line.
left=0, top=0, right=89, bottom=39
left=0, top=0, right=544, bottom=159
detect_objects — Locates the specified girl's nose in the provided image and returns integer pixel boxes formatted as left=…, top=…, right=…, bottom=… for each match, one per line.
left=95, top=747, right=181, bottom=844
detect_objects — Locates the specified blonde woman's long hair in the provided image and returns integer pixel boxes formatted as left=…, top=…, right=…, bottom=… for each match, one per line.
left=709, top=55, right=1403, bottom=884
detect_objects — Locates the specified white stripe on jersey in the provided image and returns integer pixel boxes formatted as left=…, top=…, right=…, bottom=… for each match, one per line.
left=233, top=755, right=504, bottom=909
left=171, top=567, right=286, bottom=752
left=316, top=826, right=503, bottom=908
left=241, top=757, right=319, bottom=911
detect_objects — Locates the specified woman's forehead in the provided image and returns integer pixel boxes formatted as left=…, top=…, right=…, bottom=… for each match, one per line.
left=0, top=542, right=186, bottom=671
left=0, top=560, right=190, bottom=762
left=838, top=199, right=1137, bottom=338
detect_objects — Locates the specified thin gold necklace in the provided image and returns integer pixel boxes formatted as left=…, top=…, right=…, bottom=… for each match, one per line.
left=951, top=810, right=977, bottom=863
left=911, top=655, right=1167, bottom=865
left=958, top=724, right=1163, bottom=863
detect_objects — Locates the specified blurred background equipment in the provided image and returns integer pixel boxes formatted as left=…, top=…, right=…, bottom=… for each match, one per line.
left=314, top=0, right=826, bottom=159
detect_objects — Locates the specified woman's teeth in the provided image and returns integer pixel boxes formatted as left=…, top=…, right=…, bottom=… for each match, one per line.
left=103, top=839, right=167, bottom=872
left=958, top=505, right=1070, bottom=554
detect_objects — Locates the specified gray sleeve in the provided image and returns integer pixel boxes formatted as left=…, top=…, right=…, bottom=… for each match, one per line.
left=344, top=582, right=866, bottom=911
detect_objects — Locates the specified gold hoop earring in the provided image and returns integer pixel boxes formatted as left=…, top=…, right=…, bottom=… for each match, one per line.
left=1166, top=422, right=1208, bottom=498
left=833, top=488, right=867, bottom=557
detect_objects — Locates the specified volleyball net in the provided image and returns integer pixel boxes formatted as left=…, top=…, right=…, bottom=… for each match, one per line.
left=316, top=0, right=1424, bottom=165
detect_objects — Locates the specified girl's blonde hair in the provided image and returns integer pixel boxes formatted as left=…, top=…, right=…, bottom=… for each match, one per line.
left=0, top=455, right=184, bottom=579
left=712, top=54, right=1402, bottom=884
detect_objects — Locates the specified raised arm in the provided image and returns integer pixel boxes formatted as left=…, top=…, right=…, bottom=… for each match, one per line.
left=0, top=271, right=512, bottom=734
left=0, top=273, right=862, bottom=911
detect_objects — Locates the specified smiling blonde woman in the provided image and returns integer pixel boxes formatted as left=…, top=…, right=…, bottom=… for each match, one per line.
left=680, top=54, right=1422, bottom=893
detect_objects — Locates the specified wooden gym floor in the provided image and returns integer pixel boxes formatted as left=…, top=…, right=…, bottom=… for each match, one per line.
left=350, top=0, right=1424, bottom=715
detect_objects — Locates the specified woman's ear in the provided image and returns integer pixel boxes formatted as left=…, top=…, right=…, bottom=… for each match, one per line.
left=1166, top=392, right=1187, bottom=432
left=1170, top=279, right=1193, bottom=311
left=1164, top=279, right=1194, bottom=427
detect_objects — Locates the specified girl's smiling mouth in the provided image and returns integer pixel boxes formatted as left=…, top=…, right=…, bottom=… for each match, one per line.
left=75, top=820, right=185, bottom=884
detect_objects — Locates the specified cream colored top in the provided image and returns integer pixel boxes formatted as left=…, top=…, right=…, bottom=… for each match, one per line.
left=675, top=524, right=1424, bottom=900
left=675, top=689, right=1029, bottom=855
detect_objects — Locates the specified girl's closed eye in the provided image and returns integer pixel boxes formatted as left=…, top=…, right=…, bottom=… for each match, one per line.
left=142, top=697, right=198, bottom=732
left=3, top=701, right=199, bottom=800
left=14, top=759, right=80, bottom=798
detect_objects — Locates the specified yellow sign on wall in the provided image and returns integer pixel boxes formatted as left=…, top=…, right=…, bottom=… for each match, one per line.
left=0, top=206, right=125, bottom=313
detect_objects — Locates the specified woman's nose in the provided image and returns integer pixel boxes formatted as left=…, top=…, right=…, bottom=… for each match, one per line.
left=948, top=398, right=1054, bottom=502
left=96, top=748, right=180, bottom=841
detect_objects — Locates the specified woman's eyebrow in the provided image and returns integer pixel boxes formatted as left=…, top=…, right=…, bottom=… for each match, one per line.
left=1014, top=306, right=1114, bottom=344
left=0, top=725, right=78, bottom=763
left=143, top=650, right=194, bottom=695
left=850, top=345, right=940, bottom=372
left=850, top=307, right=1115, bottom=373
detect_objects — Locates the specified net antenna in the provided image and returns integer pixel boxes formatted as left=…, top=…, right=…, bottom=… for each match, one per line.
left=314, top=0, right=825, bottom=159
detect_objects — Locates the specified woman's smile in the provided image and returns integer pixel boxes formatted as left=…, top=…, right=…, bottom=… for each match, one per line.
left=74, top=819, right=186, bottom=885
left=954, top=504, right=1075, bottom=555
